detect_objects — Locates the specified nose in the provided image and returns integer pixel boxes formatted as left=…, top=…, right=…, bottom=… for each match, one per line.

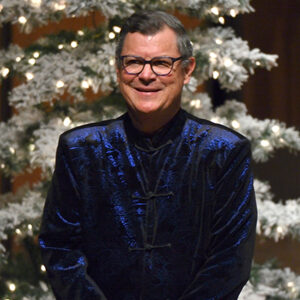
left=138, top=62, right=156, bottom=82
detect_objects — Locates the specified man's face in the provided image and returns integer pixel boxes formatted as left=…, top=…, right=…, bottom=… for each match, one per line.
left=116, top=26, right=195, bottom=116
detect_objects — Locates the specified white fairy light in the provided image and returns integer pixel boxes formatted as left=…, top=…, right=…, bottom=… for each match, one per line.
left=53, top=1, right=66, bottom=11
left=209, top=52, right=217, bottom=63
left=28, top=224, right=33, bottom=230
left=256, top=61, right=261, bottom=66
left=28, top=58, right=36, bottom=65
left=41, top=265, right=46, bottom=272
left=56, top=80, right=65, bottom=88
left=109, top=57, right=115, bottom=66
left=113, top=26, right=121, bottom=33
left=218, top=17, right=225, bottom=24
left=287, top=281, right=295, bottom=288
left=33, top=51, right=40, bottom=58
left=211, top=7, right=219, bottom=15
left=77, top=30, right=84, bottom=36
left=1, top=163, right=5, bottom=169
left=29, top=144, right=35, bottom=151
left=63, top=116, right=72, bottom=127
left=81, top=80, right=90, bottom=89
left=15, top=228, right=22, bottom=235
left=276, top=226, right=283, bottom=234
left=213, top=71, right=220, bottom=79
left=18, top=16, right=27, bottom=24
left=230, top=9, right=238, bottom=18
left=9, top=147, right=15, bottom=154
left=108, top=32, right=116, bottom=40
left=58, top=44, right=64, bottom=50
left=30, top=0, right=42, bottom=8
left=260, top=139, right=270, bottom=147
left=1, top=67, right=10, bottom=78
left=0, top=4, right=3, bottom=12
left=190, top=99, right=201, bottom=109
left=70, top=41, right=78, bottom=48
left=231, top=120, right=240, bottom=129
left=25, top=72, right=34, bottom=81
left=211, top=117, right=220, bottom=123
left=8, top=283, right=16, bottom=292
left=224, top=57, right=233, bottom=67
left=272, top=125, right=280, bottom=134
left=16, top=56, right=22, bottom=62
left=215, top=38, right=223, bottom=45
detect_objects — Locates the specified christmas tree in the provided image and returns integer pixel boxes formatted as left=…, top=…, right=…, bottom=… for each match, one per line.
left=0, top=0, right=299, bottom=299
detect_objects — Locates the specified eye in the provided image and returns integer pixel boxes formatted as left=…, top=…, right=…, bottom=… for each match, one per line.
left=152, top=59, right=172, bottom=67
left=124, top=57, right=144, bottom=66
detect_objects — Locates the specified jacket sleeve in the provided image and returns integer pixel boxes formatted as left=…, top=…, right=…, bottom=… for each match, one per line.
left=39, top=136, right=108, bottom=300
left=179, top=138, right=257, bottom=300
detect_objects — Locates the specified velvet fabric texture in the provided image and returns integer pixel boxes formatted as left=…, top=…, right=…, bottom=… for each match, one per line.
left=39, top=109, right=257, bottom=300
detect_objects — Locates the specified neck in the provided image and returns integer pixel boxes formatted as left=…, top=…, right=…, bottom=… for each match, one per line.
left=127, top=108, right=180, bottom=135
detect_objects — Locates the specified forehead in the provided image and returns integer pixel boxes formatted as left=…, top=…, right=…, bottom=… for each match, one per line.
left=121, top=26, right=180, bottom=57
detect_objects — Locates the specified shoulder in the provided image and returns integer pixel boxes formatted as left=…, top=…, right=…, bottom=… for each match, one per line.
left=59, top=113, right=126, bottom=147
left=183, top=110, right=250, bottom=151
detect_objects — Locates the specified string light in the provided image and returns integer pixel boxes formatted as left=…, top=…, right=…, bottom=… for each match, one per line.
left=33, top=51, right=40, bottom=58
left=77, top=30, right=84, bottom=36
left=109, top=58, right=115, bottom=66
left=211, top=117, right=220, bottom=123
left=215, top=38, right=223, bottom=45
left=53, top=1, right=66, bottom=11
left=1, top=163, right=5, bottom=169
left=260, top=139, right=270, bottom=147
left=213, top=71, right=219, bottom=79
left=70, top=41, right=78, bottom=48
left=18, top=16, right=27, bottom=24
left=108, top=32, right=116, bottom=40
left=218, top=17, right=225, bottom=24
left=56, top=80, right=65, bottom=88
left=58, top=44, right=64, bottom=50
left=276, top=226, right=283, bottom=234
left=231, top=120, right=240, bottom=129
left=29, top=144, right=35, bottom=151
left=230, top=9, right=238, bottom=18
left=15, top=228, right=22, bottom=235
left=224, top=57, right=233, bottom=67
left=9, top=147, right=15, bottom=154
left=8, top=283, right=16, bottom=292
left=113, top=26, right=121, bottom=33
left=287, top=281, right=295, bottom=288
left=63, top=117, right=72, bottom=127
left=190, top=99, right=201, bottom=109
left=256, top=61, right=261, bottom=66
left=25, top=72, right=34, bottom=81
left=211, top=7, right=219, bottom=15
left=209, top=52, right=217, bottom=63
left=1, top=67, right=10, bottom=78
left=29, top=0, right=42, bottom=8
left=272, top=125, right=280, bottom=134
left=41, top=265, right=46, bottom=272
left=28, top=58, right=36, bottom=65
left=81, top=80, right=90, bottom=89
left=16, top=56, right=22, bottom=62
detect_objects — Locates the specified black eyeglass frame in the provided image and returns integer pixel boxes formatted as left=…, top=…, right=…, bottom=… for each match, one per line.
left=119, top=55, right=186, bottom=76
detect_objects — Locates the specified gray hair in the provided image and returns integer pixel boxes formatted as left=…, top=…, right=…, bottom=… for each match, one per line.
left=115, top=10, right=193, bottom=67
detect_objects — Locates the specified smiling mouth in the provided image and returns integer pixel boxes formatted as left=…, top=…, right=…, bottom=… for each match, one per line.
left=135, top=88, right=161, bottom=93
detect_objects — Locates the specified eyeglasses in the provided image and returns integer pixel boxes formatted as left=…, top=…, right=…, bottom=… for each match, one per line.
left=119, top=55, right=185, bottom=76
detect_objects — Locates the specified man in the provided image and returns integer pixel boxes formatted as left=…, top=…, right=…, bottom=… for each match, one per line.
left=39, top=10, right=257, bottom=300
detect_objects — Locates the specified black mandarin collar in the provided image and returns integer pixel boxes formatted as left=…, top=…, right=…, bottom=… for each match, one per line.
left=123, top=109, right=187, bottom=152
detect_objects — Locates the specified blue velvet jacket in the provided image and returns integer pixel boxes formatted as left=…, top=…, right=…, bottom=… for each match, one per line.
left=39, top=109, right=257, bottom=300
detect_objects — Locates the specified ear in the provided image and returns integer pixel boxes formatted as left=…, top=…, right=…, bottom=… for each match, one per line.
left=183, top=57, right=196, bottom=85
